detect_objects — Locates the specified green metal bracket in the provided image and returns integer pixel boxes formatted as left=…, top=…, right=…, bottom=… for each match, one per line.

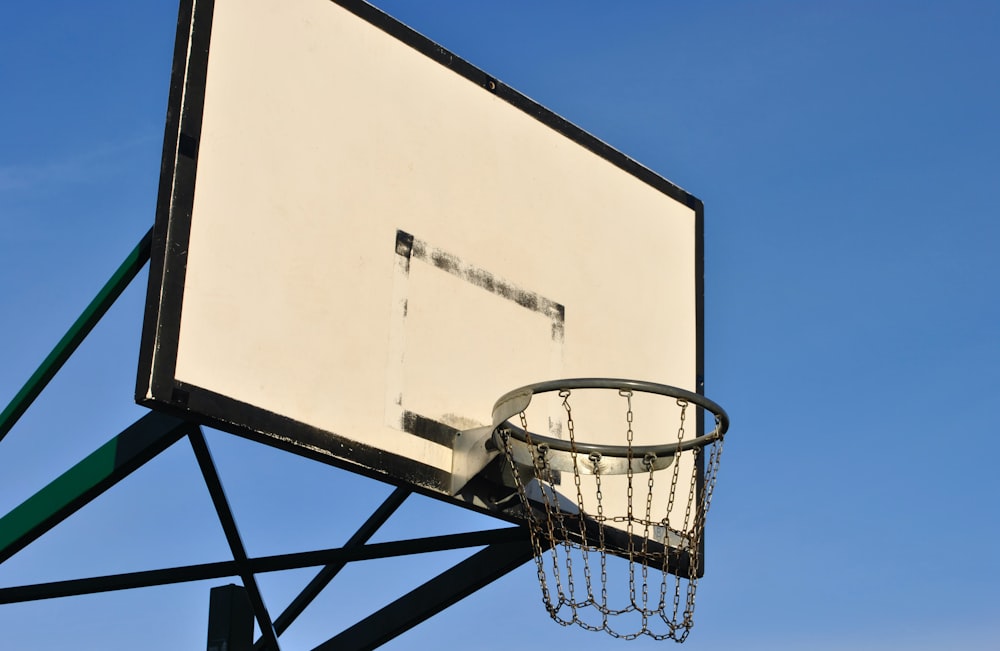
left=0, top=228, right=152, bottom=443
left=0, top=411, right=191, bottom=564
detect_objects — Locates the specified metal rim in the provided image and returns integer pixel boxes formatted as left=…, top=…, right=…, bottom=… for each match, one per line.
left=491, top=378, right=729, bottom=461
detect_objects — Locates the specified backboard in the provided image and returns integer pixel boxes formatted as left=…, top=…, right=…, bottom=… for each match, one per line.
left=137, top=0, right=705, bottom=567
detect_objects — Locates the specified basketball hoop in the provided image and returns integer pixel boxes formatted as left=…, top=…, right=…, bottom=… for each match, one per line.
left=491, top=378, right=729, bottom=642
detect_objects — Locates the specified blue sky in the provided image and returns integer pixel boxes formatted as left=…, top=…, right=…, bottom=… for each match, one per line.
left=1, top=1, right=998, bottom=649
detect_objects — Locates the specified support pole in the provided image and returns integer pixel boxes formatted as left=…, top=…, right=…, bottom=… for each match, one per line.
left=207, top=584, right=254, bottom=651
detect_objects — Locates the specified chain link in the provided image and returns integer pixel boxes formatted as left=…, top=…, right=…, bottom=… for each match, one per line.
left=497, top=386, right=726, bottom=642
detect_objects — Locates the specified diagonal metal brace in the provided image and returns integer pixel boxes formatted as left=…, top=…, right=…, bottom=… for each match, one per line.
left=313, top=535, right=535, bottom=651
left=0, top=410, right=191, bottom=564
left=189, top=428, right=281, bottom=651
left=0, top=229, right=152, bottom=443
left=255, top=487, right=410, bottom=650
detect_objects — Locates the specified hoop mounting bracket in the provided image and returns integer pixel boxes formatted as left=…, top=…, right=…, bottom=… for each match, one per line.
left=449, top=426, right=499, bottom=495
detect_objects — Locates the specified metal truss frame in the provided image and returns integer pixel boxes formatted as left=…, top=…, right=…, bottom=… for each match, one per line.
left=0, top=231, right=534, bottom=650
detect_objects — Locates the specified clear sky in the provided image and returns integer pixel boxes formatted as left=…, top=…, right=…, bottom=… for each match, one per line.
left=1, top=1, right=998, bottom=649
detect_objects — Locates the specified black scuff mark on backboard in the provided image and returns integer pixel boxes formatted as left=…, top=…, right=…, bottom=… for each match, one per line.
left=552, top=304, right=566, bottom=343
left=429, top=248, right=460, bottom=275
left=402, top=410, right=457, bottom=448
left=395, top=229, right=565, bottom=324
left=391, top=229, right=565, bottom=448
left=394, top=229, right=414, bottom=259
left=466, top=265, right=495, bottom=294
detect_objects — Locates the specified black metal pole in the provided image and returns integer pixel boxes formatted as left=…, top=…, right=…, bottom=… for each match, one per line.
left=189, top=428, right=282, bottom=651
left=313, top=537, right=535, bottom=651
left=207, top=584, right=254, bottom=651
left=257, top=487, right=410, bottom=650
left=0, top=527, right=531, bottom=604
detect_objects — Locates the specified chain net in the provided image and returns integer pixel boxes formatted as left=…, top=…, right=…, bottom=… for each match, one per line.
left=498, top=388, right=725, bottom=642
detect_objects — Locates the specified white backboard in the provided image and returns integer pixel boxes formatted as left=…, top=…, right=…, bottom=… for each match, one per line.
left=138, top=0, right=705, bottom=562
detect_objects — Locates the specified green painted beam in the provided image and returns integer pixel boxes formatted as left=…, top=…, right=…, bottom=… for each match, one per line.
left=0, top=411, right=190, bottom=564
left=0, top=228, right=152, bottom=443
